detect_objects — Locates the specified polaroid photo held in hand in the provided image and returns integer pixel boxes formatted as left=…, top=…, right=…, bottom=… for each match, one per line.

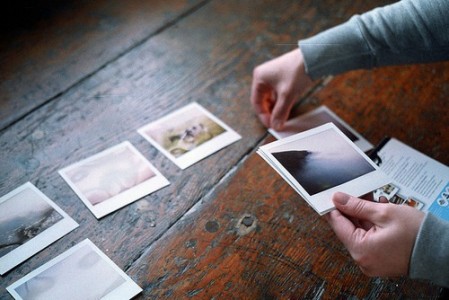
left=259, top=123, right=390, bottom=215
left=138, top=102, right=241, bottom=169
left=59, top=141, right=169, bottom=219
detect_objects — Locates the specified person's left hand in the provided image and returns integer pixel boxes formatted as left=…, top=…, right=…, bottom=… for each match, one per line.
left=250, top=48, right=313, bottom=131
left=325, top=192, right=425, bottom=277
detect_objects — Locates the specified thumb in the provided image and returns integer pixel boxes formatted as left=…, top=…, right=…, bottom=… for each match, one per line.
left=332, top=192, right=380, bottom=221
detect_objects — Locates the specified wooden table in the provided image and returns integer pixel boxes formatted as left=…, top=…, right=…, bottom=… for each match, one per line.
left=1, top=0, right=448, bottom=298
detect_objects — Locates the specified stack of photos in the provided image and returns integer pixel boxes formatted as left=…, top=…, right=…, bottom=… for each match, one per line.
left=0, top=182, right=78, bottom=275
left=59, top=141, right=169, bottom=219
left=258, top=123, right=390, bottom=215
left=269, top=105, right=373, bottom=152
left=7, top=239, right=142, bottom=300
left=138, top=102, right=241, bottom=169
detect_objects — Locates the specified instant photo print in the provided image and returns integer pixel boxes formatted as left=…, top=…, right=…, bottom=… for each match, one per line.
left=258, top=123, right=389, bottom=215
left=59, top=141, right=169, bottom=219
left=0, top=182, right=78, bottom=275
left=7, top=239, right=142, bottom=300
left=138, top=102, right=241, bottom=169
left=269, top=105, right=373, bottom=152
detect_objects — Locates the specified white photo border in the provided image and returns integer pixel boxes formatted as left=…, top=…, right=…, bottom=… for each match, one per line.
left=59, top=141, right=169, bottom=219
left=137, top=102, right=241, bottom=169
left=269, top=105, right=373, bottom=152
left=259, top=123, right=389, bottom=215
left=0, top=182, right=78, bottom=275
left=7, top=239, right=142, bottom=300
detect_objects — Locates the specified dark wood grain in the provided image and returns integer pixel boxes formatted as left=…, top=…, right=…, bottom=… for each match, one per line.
left=0, top=0, right=207, bottom=131
left=295, top=62, right=449, bottom=165
left=0, top=0, right=445, bottom=298
left=129, top=152, right=441, bottom=299
left=124, top=49, right=449, bottom=300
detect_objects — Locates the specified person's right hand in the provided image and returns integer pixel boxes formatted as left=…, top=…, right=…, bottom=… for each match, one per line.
left=326, top=192, right=425, bottom=277
left=250, top=48, right=314, bottom=131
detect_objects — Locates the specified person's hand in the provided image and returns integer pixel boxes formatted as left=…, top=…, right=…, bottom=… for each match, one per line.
left=250, top=48, right=313, bottom=131
left=326, top=192, right=425, bottom=277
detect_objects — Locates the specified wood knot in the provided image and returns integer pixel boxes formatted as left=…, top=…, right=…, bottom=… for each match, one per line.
left=205, top=220, right=220, bottom=233
left=241, top=216, right=254, bottom=227
left=236, top=214, right=257, bottom=236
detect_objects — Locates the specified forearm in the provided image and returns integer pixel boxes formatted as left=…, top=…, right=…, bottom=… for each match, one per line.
left=299, top=0, right=449, bottom=79
left=410, top=213, right=449, bottom=288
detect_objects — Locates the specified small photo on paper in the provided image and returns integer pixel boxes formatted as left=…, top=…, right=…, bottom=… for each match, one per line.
left=59, top=141, right=169, bottom=219
left=373, top=183, right=399, bottom=202
left=138, top=102, right=241, bottom=169
left=389, top=194, right=406, bottom=205
left=269, top=105, right=373, bottom=152
left=404, top=197, right=424, bottom=210
left=258, top=123, right=389, bottom=214
left=0, top=182, right=78, bottom=275
left=7, top=239, right=142, bottom=300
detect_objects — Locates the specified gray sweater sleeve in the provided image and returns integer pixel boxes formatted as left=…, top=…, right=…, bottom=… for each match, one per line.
left=299, top=0, right=449, bottom=79
left=410, top=213, right=449, bottom=287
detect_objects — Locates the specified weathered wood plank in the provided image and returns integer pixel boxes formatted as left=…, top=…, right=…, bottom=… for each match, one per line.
left=297, top=62, right=449, bottom=165
left=129, top=151, right=441, bottom=299
left=125, top=18, right=448, bottom=300
left=3, top=0, right=441, bottom=298
left=0, top=0, right=207, bottom=130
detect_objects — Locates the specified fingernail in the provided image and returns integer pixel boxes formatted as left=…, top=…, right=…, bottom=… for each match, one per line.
left=258, top=114, right=270, bottom=128
left=333, top=192, right=350, bottom=205
left=379, top=196, right=389, bottom=203
left=272, top=120, right=282, bottom=131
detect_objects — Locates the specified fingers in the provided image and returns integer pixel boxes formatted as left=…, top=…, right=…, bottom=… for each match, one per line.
left=250, top=71, right=272, bottom=114
left=251, top=79, right=295, bottom=131
left=257, top=113, right=271, bottom=129
left=328, top=192, right=425, bottom=278
left=250, top=49, right=306, bottom=130
left=270, top=89, right=295, bottom=131
left=250, top=76, right=272, bottom=127
left=378, top=196, right=389, bottom=203
left=250, top=66, right=278, bottom=128
left=326, top=209, right=363, bottom=251
left=332, top=192, right=384, bottom=221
